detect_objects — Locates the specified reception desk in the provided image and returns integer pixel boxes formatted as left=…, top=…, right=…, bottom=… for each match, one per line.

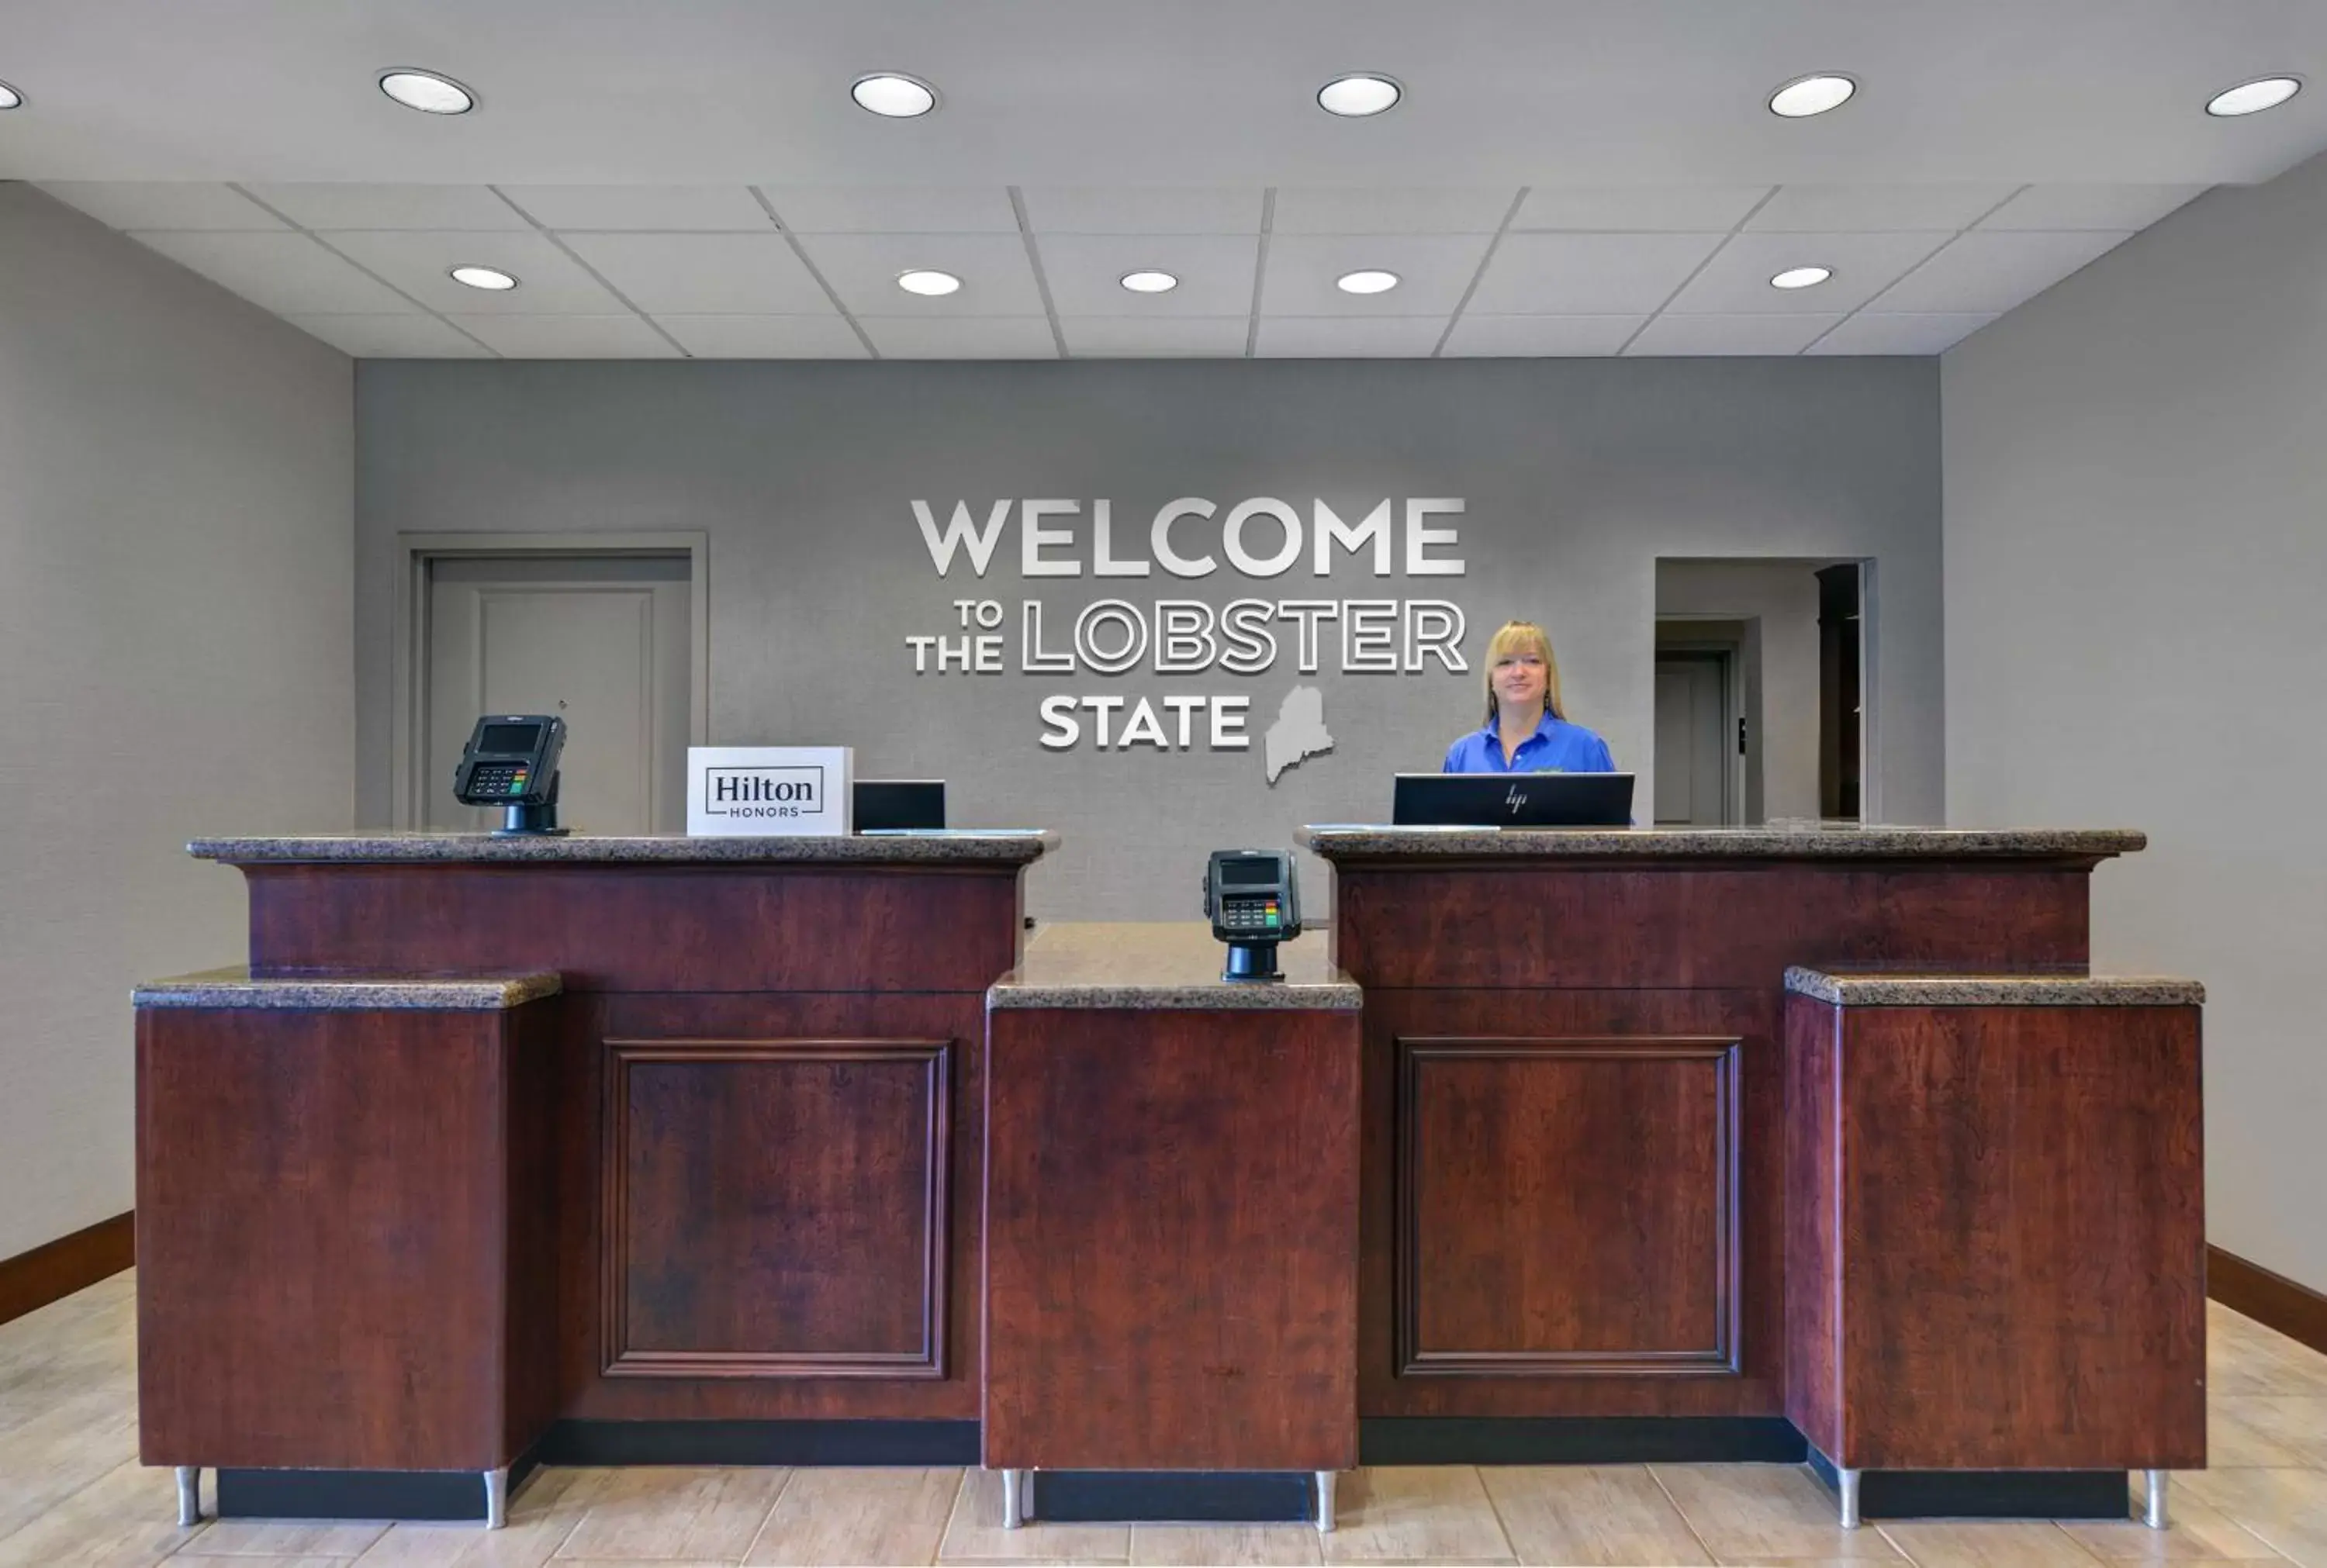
left=134, top=824, right=2203, bottom=1531
left=1303, top=824, right=2204, bottom=1526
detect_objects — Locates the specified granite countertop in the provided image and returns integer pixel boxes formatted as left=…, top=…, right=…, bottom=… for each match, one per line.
left=188, top=831, right=1056, bottom=865
left=989, top=922, right=1361, bottom=1011
left=1298, top=824, right=2146, bottom=860
left=1785, top=966, right=2204, bottom=1007
left=133, top=966, right=563, bottom=1010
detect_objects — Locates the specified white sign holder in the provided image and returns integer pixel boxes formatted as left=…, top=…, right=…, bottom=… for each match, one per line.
left=686, top=747, right=853, bottom=837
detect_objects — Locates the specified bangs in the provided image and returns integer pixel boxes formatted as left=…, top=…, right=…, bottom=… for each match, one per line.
left=1485, top=623, right=1551, bottom=665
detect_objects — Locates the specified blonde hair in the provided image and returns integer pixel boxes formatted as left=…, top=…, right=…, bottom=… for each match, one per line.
left=1482, top=620, right=1568, bottom=724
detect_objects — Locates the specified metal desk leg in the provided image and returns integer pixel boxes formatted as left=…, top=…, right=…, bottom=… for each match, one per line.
left=174, top=1467, right=201, bottom=1528
left=1316, top=1471, right=1337, bottom=1534
left=485, top=1467, right=509, bottom=1530
left=1838, top=1468, right=1862, bottom=1529
left=1001, top=1468, right=1027, bottom=1530
left=2143, top=1470, right=2170, bottom=1530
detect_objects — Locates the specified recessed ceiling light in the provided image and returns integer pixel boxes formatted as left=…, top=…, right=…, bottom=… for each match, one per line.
left=1318, top=74, right=1402, bottom=117
left=852, top=73, right=938, bottom=117
left=2207, top=76, right=2302, bottom=116
left=1120, top=270, right=1179, bottom=294
left=0, top=81, right=22, bottom=111
left=1336, top=269, right=1400, bottom=295
left=1770, top=265, right=1834, bottom=289
left=449, top=264, right=517, bottom=292
left=897, top=269, right=962, bottom=296
left=379, top=69, right=475, bottom=115
left=1769, top=74, right=1856, bottom=118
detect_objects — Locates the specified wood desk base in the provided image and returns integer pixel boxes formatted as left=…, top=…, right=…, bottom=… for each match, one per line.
left=983, top=1005, right=1360, bottom=1473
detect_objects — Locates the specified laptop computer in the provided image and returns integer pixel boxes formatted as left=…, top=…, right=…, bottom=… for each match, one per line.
left=1392, top=772, right=1635, bottom=828
left=852, top=779, right=946, bottom=833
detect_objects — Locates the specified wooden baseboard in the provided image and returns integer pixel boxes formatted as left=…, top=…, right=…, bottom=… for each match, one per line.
left=0, top=1212, right=134, bottom=1328
left=2211, top=1243, right=2327, bottom=1357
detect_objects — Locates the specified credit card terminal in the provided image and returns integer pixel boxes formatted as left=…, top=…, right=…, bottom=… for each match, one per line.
left=452, top=714, right=569, bottom=836
left=1202, top=848, right=1302, bottom=981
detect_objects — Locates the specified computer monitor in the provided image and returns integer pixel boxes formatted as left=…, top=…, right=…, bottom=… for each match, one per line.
left=852, top=779, right=946, bottom=832
left=1392, top=772, right=1635, bottom=828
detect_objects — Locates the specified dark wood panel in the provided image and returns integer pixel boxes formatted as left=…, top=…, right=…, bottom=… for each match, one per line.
left=559, top=993, right=986, bottom=1421
left=137, top=1007, right=543, bottom=1471
left=2211, top=1245, right=2327, bottom=1359
left=985, top=1008, right=1360, bottom=1471
left=602, top=1038, right=949, bottom=1380
left=1782, top=997, right=1841, bottom=1459
left=1333, top=864, right=2091, bottom=989
left=1793, top=999, right=2206, bottom=1470
left=1397, top=1039, right=1739, bottom=1376
left=1360, top=990, right=1785, bottom=1419
left=503, top=1000, right=560, bottom=1460
left=242, top=863, right=1022, bottom=993
left=0, top=1211, right=132, bottom=1328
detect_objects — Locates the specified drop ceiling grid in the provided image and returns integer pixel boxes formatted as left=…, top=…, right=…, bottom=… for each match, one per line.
left=43, top=178, right=2184, bottom=359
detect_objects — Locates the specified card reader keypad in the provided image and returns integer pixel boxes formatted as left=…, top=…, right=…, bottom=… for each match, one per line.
left=1222, top=896, right=1282, bottom=932
left=469, top=763, right=531, bottom=797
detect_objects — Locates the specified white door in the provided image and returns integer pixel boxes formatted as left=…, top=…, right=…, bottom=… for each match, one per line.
left=424, top=555, right=692, bottom=834
left=1654, top=654, right=1732, bottom=826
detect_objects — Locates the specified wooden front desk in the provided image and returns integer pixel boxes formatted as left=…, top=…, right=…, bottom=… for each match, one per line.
left=1303, top=825, right=2203, bottom=1521
left=981, top=923, right=1360, bottom=1528
left=137, top=834, right=1046, bottom=1523
left=133, top=825, right=2202, bottom=1529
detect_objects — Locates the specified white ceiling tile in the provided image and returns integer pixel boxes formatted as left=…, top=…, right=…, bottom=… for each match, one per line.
left=133, top=231, right=415, bottom=314
left=1510, top=187, right=1771, bottom=232
left=40, top=182, right=283, bottom=231
left=1867, top=230, right=2131, bottom=313
left=1978, top=184, right=2208, bottom=232
left=244, top=184, right=529, bottom=231
left=1623, top=314, right=1843, bottom=356
left=1036, top=234, right=1258, bottom=316
left=1061, top=317, right=1250, bottom=357
left=286, top=315, right=493, bottom=357
left=1272, top=188, right=1518, bottom=235
left=449, top=315, right=678, bottom=358
left=760, top=187, right=1019, bottom=234
left=1665, top=232, right=1949, bottom=315
left=1022, top=188, right=1263, bottom=234
left=1440, top=315, right=1642, bottom=357
left=1465, top=232, right=1723, bottom=316
left=859, top=317, right=1060, bottom=359
left=1806, top=313, right=1998, bottom=356
left=1259, top=233, right=1492, bottom=316
left=655, top=315, right=870, bottom=358
left=499, top=185, right=773, bottom=231
left=1256, top=316, right=1447, bottom=357
left=324, top=231, right=626, bottom=313
left=797, top=233, right=1046, bottom=316
left=1747, top=184, right=2023, bottom=233
left=557, top=233, right=831, bottom=313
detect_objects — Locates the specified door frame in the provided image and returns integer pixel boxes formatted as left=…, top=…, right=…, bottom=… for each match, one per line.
left=390, top=530, right=711, bottom=830
left=1854, top=557, right=1880, bottom=824
left=1651, top=630, right=1743, bottom=826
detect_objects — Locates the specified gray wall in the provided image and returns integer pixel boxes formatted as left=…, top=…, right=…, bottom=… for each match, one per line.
left=0, top=185, right=353, bottom=1259
left=357, top=357, right=1943, bottom=919
left=1945, top=151, right=2327, bottom=1291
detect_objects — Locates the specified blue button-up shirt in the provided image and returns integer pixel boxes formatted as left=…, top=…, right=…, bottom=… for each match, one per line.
left=1443, top=712, right=1617, bottom=775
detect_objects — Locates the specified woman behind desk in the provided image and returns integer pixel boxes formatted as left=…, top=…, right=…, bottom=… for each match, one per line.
left=1443, top=620, right=1617, bottom=774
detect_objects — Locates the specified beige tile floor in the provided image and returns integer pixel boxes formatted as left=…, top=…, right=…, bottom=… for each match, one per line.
left=7, top=1274, right=2327, bottom=1567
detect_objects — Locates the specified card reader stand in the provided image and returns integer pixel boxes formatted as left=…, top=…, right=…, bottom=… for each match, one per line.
left=493, top=772, right=569, bottom=838
left=1221, top=938, right=1284, bottom=984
